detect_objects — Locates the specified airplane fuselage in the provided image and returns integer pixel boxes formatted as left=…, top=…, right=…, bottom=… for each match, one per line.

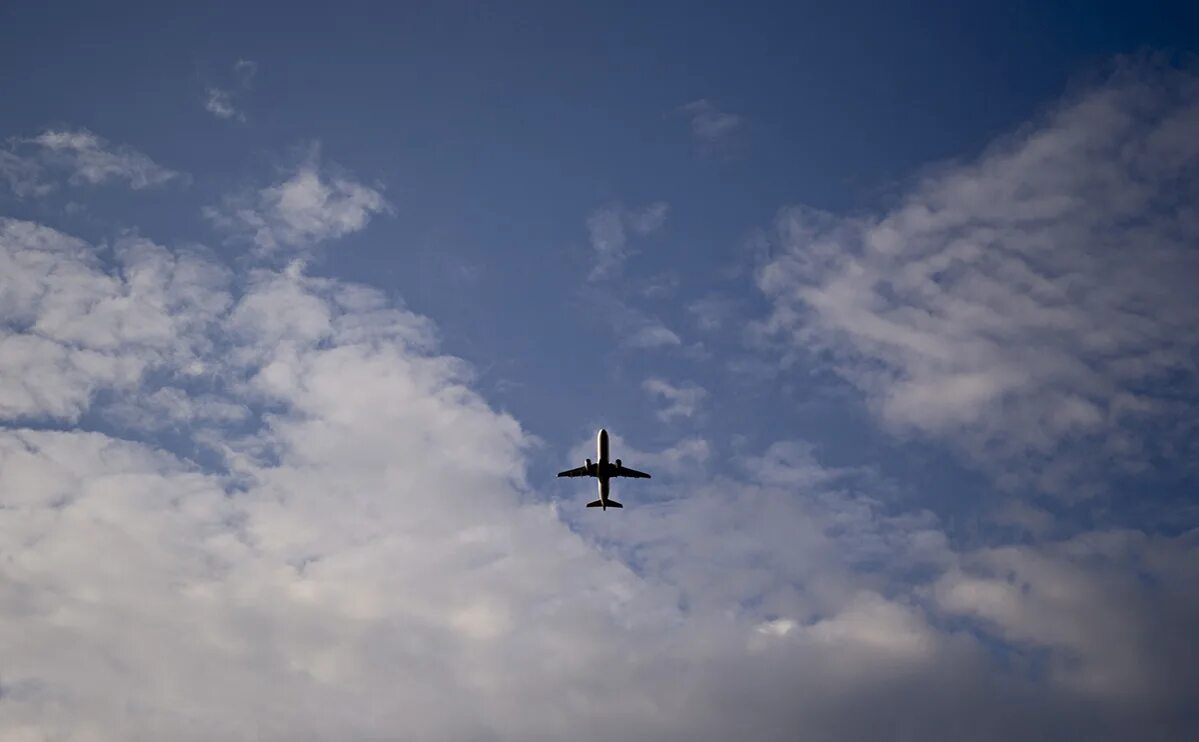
left=596, top=427, right=611, bottom=505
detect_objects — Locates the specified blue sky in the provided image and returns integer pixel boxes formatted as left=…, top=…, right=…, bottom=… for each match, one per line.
left=2, top=3, right=1198, bottom=740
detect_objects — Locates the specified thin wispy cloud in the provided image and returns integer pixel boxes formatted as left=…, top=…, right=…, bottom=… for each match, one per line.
left=586, top=201, right=669, bottom=279
left=681, top=98, right=743, bottom=155
left=0, top=129, right=183, bottom=196
left=203, top=58, right=258, bottom=121
left=756, top=62, right=1199, bottom=494
left=643, top=378, right=708, bottom=421
left=688, top=293, right=739, bottom=332
left=204, top=87, right=239, bottom=120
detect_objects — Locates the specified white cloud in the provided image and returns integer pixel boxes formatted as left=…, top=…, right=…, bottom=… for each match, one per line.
left=0, top=150, right=53, bottom=198
left=0, top=219, right=229, bottom=422
left=935, top=529, right=1199, bottom=702
left=625, top=322, right=682, bottom=349
left=643, top=378, right=708, bottom=421
left=3, top=117, right=1198, bottom=738
left=205, top=152, right=391, bottom=254
left=756, top=62, right=1199, bottom=493
left=680, top=99, right=743, bottom=154
left=0, top=129, right=182, bottom=196
left=204, top=87, right=240, bottom=120
left=32, top=129, right=182, bottom=189
left=582, top=287, right=686, bottom=352
left=586, top=201, right=669, bottom=279
left=203, top=59, right=258, bottom=122
left=233, top=58, right=258, bottom=84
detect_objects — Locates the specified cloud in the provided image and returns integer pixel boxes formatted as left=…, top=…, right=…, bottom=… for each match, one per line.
left=935, top=529, right=1199, bottom=702
left=0, top=150, right=53, bottom=198
left=581, top=287, right=686, bottom=351
left=0, top=129, right=182, bottom=196
left=680, top=99, right=743, bottom=154
left=756, top=61, right=1199, bottom=494
left=204, top=87, right=240, bottom=120
left=643, top=378, right=708, bottom=421
left=32, top=129, right=182, bottom=189
left=0, top=219, right=230, bottom=422
left=203, top=59, right=258, bottom=121
left=586, top=201, right=669, bottom=279
left=688, top=293, right=738, bottom=332
left=233, top=58, right=258, bottom=83
left=204, top=151, right=391, bottom=254
left=1, top=213, right=1197, bottom=739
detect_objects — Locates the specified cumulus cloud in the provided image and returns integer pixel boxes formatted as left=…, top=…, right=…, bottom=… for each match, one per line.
left=643, top=378, right=708, bottom=421
left=586, top=201, right=669, bottom=279
left=0, top=212, right=1196, bottom=739
left=756, top=61, right=1199, bottom=493
left=0, top=129, right=182, bottom=196
left=0, top=219, right=230, bottom=422
left=204, top=151, right=391, bottom=254
left=680, top=99, right=743, bottom=155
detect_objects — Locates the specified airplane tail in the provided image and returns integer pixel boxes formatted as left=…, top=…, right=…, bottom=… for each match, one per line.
left=587, top=499, right=623, bottom=509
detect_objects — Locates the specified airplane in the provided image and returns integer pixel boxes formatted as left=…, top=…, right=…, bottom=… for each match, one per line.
left=556, top=428, right=651, bottom=510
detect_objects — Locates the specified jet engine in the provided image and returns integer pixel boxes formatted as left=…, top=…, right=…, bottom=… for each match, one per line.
left=586, top=458, right=593, bottom=472
left=615, top=459, right=622, bottom=467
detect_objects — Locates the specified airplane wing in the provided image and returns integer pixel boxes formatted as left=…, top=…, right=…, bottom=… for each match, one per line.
left=556, top=466, right=591, bottom=478
left=610, top=464, right=651, bottom=479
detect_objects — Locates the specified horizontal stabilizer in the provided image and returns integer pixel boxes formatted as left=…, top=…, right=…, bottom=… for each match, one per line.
left=586, top=499, right=622, bottom=508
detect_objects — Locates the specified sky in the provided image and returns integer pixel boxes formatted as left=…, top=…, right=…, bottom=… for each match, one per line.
left=2, top=2, right=1198, bottom=740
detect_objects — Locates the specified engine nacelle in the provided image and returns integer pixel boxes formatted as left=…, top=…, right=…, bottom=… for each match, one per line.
left=586, top=458, right=593, bottom=472
left=615, top=459, right=622, bottom=467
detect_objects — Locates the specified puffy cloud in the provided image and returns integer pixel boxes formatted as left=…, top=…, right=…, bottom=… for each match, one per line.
left=643, top=378, right=708, bottom=421
left=205, top=152, right=391, bottom=254
left=3, top=112, right=1198, bottom=739
left=586, top=201, right=669, bottom=279
left=0, top=218, right=230, bottom=422
left=756, top=62, right=1199, bottom=493
left=0, top=233, right=1193, bottom=740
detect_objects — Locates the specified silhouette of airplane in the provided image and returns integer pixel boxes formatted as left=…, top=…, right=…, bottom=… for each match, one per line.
left=557, top=428, right=651, bottom=510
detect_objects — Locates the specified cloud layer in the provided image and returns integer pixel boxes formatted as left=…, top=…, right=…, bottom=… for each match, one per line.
left=757, top=62, right=1199, bottom=494
left=1, top=208, right=1197, bottom=740
left=4, top=60, right=1199, bottom=742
